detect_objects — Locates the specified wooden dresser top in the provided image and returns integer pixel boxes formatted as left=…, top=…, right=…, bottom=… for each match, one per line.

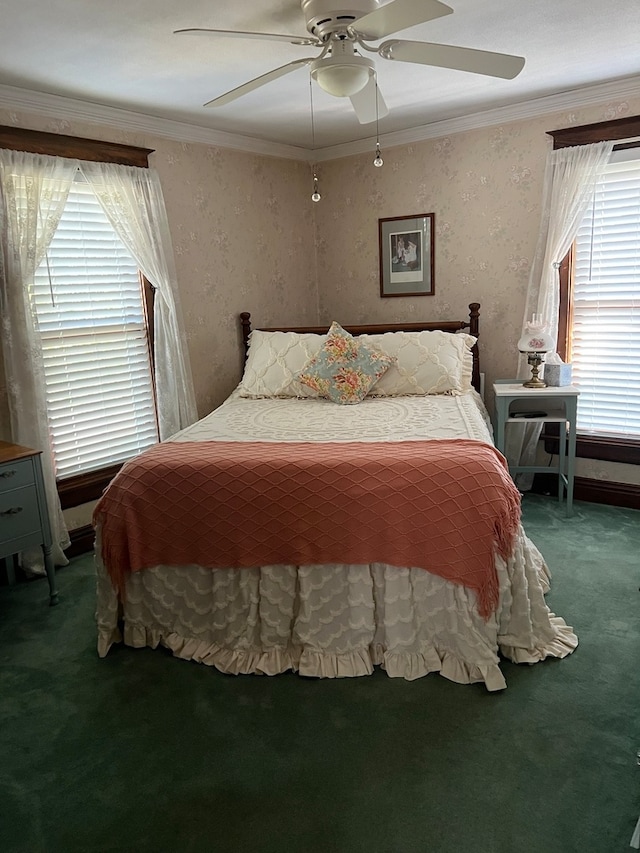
left=0, top=441, right=40, bottom=464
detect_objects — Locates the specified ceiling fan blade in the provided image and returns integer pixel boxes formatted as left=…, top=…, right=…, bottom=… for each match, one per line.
left=379, top=40, right=525, bottom=79
left=354, top=0, right=453, bottom=40
left=349, top=77, right=389, bottom=124
left=174, top=28, right=320, bottom=47
left=203, top=58, right=314, bottom=107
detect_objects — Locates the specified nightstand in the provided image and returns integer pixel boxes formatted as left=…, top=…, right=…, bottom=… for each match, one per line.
left=0, top=441, right=59, bottom=605
left=493, top=381, right=580, bottom=516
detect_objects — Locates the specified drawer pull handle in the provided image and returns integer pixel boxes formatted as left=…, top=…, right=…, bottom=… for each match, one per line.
left=0, top=506, right=23, bottom=516
left=0, top=470, right=17, bottom=478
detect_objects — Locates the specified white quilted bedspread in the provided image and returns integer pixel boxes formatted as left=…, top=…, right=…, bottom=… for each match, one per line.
left=95, top=389, right=578, bottom=690
left=169, top=387, right=492, bottom=444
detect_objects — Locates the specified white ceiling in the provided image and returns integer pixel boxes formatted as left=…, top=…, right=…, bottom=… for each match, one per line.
left=1, top=0, right=640, bottom=155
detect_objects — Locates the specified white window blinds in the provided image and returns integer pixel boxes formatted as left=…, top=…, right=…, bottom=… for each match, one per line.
left=33, top=180, right=159, bottom=479
left=571, top=149, right=640, bottom=438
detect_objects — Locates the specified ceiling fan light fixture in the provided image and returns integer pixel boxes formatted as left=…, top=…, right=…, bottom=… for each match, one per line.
left=311, top=52, right=374, bottom=97
left=181, top=0, right=527, bottom=127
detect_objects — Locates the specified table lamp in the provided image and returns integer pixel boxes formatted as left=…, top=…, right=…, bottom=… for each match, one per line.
left=517, top=315, right=555, bottom=388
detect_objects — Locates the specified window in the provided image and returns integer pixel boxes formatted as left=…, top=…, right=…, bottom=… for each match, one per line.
left=552, top=115, right=640, bottom=465
left=568, top=148, right=640, bottom=440
left=0, top=126, right=156, bottom=509
left=33, top=179, right=159, bottom=480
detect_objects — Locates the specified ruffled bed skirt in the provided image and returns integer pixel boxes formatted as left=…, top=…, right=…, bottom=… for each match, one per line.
left=95, top=525, right=577, bottom=692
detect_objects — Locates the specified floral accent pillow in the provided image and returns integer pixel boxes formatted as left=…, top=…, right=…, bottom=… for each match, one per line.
left=297, top=322, right=395, bottom=404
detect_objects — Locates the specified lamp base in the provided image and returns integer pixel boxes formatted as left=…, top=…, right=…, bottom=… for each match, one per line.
left=522, top=352, right=547, bottom=388
left=522, top=376, right=547, bottom=389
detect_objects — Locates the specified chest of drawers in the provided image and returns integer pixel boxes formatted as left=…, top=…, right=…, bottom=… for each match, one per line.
left=0, top=441, right=58, bottom=605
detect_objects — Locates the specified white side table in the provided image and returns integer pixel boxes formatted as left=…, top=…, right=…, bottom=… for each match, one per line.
left=0, top=440, right=58, bottom=605
left=493, top=381, right=580, bottom=516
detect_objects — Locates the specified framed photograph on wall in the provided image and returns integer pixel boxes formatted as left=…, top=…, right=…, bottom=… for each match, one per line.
left=378, top=213, right=435, bottom=297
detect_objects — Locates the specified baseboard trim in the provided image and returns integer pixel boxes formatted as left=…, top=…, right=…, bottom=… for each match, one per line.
left=66, top=524, right=95, bottom=559
left=574, top=477, right=640, bottom=510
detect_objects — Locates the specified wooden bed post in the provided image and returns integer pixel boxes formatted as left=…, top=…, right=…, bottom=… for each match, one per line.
left=240, top=312, right=252, bottom=361
left=468, top=302, right=481, bottom=394
left=468, top=302, right=480, bottom=338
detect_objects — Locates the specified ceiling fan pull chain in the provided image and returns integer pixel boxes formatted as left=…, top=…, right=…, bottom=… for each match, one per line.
left=309, top=76, right=321, bottom=203
left=373, top=74, right=383, bottom=168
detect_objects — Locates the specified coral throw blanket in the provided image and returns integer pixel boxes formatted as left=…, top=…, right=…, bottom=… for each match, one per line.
left=94, top=439, right=521, bottom=619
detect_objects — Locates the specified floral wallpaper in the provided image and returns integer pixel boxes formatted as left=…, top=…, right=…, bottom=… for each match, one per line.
left=151, top=143, right=318, bottom=416
left=1, top=90, right=639, bottom=534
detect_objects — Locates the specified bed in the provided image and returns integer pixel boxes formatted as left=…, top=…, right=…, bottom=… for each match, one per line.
left=94, top=303, right=577, bottom=691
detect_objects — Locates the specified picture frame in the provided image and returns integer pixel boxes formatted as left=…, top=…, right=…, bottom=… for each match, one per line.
left=378, top=213, right=435, bottom=298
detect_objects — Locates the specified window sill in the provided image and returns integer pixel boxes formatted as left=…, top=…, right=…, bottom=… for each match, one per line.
left=543, top=429, right=640, bottom=465
left=57, top=464, right=123, bottom=510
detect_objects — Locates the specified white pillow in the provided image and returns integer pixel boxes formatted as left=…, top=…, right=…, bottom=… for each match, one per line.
left=359, top=330, right=476, bottom=396
left=239, top=330, right=327, bottom=398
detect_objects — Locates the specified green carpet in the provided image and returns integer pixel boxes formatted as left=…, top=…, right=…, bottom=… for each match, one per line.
left=1, top=495, right=638, bottom=853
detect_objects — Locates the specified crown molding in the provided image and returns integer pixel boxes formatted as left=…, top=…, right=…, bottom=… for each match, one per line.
left=0, top=84, right=308, bottom=161
left=2, top=74, right=640, bottom=165
left=312, top=74, right=640, bottom=161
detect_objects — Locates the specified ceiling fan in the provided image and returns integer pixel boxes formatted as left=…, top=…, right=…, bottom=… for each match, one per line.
left=175, top=0, right=525, bottom=125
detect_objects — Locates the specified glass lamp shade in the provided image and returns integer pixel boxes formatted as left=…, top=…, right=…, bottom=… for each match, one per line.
left=517, top=328, right=555, bottom=353
left=517, top=315, right=555, bottom=353
left=311, top=52, right=373, bottom=97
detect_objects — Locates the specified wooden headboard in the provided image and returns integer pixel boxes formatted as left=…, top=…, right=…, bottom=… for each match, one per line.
left=240, top=302, right=481, bottom=393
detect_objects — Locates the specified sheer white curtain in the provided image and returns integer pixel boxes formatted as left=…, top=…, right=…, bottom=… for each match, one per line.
left=79, top=161, right=197, bottom=438
left=507, top=140, right=614, bottom=481
left=0, top=149, right=77, bottom=567
left=520, top=140, right=614, bottom=363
